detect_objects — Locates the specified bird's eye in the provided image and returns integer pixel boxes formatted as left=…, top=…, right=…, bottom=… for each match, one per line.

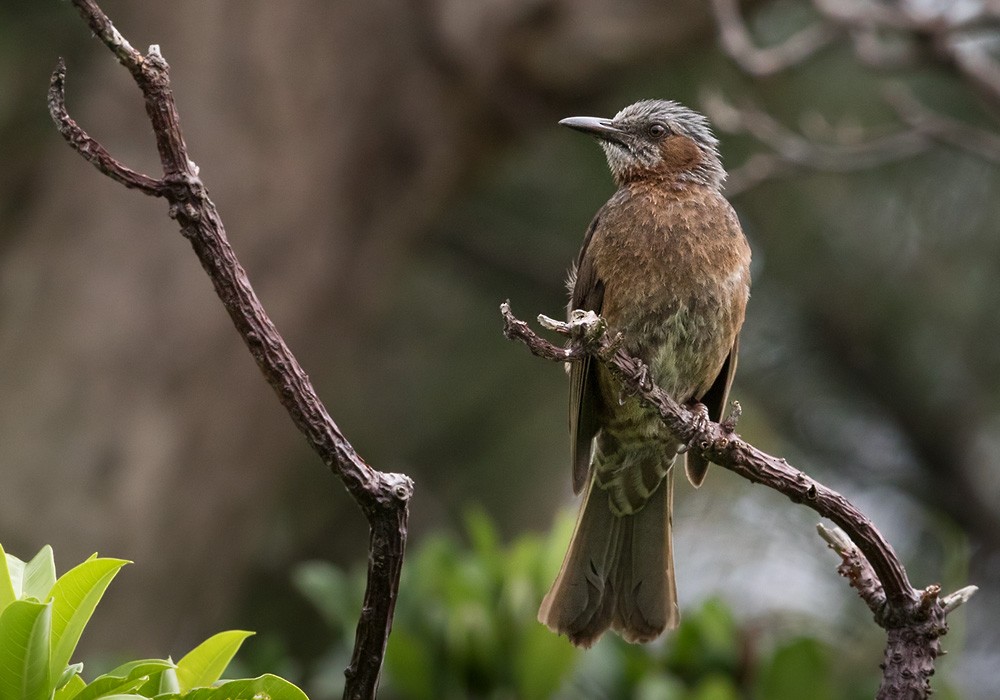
left=648, top=123, right=667, bottom=138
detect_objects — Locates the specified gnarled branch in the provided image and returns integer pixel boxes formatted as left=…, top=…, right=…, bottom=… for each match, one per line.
left=51, top=2, right=411, bottom=698
left=708, top=0, right=1000, bottom=193
left=501, top=301, right=976, bottom=700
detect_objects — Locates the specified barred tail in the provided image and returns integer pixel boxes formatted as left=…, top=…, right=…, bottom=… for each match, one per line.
left=538, top=471, right=678, bottom=647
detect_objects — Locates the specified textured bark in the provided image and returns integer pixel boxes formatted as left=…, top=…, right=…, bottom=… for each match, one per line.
left=502, top=303, right=974, bottom=699
left=51, top=2, right=413, bottom=696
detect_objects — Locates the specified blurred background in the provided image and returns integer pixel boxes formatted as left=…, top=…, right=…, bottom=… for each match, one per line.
left=2, top=1, right=998, bottom=698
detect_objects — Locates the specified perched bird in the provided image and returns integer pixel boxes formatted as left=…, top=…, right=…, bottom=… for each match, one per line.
left=538, top=100, right=751, bottom=647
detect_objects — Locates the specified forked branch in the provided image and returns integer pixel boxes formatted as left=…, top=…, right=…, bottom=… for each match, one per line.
left=50, top=2, right=410, bottom=698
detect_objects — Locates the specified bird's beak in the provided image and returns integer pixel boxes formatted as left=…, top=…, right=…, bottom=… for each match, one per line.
left=559, top=116, right=626, bottom=144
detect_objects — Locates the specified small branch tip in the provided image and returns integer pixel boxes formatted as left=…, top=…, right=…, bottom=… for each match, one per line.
left=942, top=585, right=978, bottom=613
left=537, top=313, right=563, bottom=331
left=817, top=523, right=854, bottom=552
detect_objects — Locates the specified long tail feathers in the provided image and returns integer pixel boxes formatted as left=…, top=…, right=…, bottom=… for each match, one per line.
left=538, top=471, right=678, bottom=648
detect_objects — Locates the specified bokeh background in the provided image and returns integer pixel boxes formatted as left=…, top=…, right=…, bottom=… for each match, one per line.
left=2, top=1, right=998, bottom=698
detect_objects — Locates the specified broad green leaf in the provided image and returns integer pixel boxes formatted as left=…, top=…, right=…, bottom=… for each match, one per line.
left=90, top=660, right=174, bottom=699
left=156, top=673, right=308, bottom=700
left=0, top=599, right=52, bottom=700
left=0, top=545, right=16, bottom=612
left=158, top=666, right=180, bottom=694
left=56, top=661, right=84, bottom=690
left=53, top=672, right=85, bottom=700
left=63, top=673, right=146, bottom=700
left=101, top=659, right=174, bottom=680
left=4, top=554, right=24, bottom=602
left=175, top=630, right=254, bottom=692
left=47, top=557, right=129, bottom=683
left=23, top=546, right=56, bottom=601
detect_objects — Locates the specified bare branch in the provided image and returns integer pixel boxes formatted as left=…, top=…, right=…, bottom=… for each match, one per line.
left=885, top=82, right=1000, bottom=161
left=710, top=0, right=840, bottom=77
left=711, top=0, right=1000, bottom=176
left=54, top=2, right=412, bottom=698
left=48, top=60, right=165, bottom=196
left=818, top=524, right=887, bottom=617
left=702, top=91, right=932, bottom=195
left=69, top=0, right=144, bottom=75
left=501, top=301, right=975, bottom=700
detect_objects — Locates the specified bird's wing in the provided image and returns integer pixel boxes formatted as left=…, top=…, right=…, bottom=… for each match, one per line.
left=569, top=212, right=605, bottom=494
left=684, top=334, right=739, bottom=487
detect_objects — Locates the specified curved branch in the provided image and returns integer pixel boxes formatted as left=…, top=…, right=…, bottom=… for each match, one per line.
left=700, top=91, right=939, bottom=195
left=54, top=2, right=412, bottom=699
left=501, top=302, right=976, bottom=700
left=710, top=0, right=840, bottom=77
left=48, top=60, right=165, bottom=196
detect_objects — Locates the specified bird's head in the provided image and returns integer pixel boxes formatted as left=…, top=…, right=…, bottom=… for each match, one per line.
left=560, top=99, right=725, bottom=188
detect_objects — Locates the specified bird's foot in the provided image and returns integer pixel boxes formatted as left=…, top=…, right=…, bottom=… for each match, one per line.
left=616, top=357, right=652, bottom=405
left=634, top=361, right=653, bottom=392
left=677, top=402, right=711, bottom=453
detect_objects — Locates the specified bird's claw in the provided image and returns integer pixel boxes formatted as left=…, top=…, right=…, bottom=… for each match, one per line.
left=634, top=362, right=653, bottom=392
left=542, top=310, right=611, bottom=354
left=678, top=402, right=711, bottom=453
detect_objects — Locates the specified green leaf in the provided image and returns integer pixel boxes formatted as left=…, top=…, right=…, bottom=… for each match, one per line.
left=0, top=599, right=52, bottom=700
left=63, top=673, right=147, bottom=700
left=23, top=546, right=56, bottom=601
left=0, top=545, right=17, bottom=612
left=103, top=659, right=177, bottom=697
left=156, top=673, right=308, bottom=700
left=56, top=661, right=84, bottom=690
left=3, top=554, right=24, bottom=603
left=158, top=666, right=180, bottom=693
left=53, top=672, right=85, bottom=700
left=175, top=631, right=253, bottom=692
left=47, top=557, right=129, bottom=683
left=101, top=659, right=175, bottom=681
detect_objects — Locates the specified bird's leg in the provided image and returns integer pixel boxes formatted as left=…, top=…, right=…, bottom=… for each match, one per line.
left=616, top=356, right=653, bottom=405
left=677, top=401, right=711, bottom=453
left=633, top=360, right=653, bottom=392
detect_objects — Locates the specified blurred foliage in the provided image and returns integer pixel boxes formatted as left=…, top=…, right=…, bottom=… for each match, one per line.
left=0, top=542, right=308, bottom=700
left=275, top=511, right=960, bottom=700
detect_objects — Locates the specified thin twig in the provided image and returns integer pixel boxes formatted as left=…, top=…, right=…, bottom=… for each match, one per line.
left=711, top=0, right=840, bottom=77
left=709, top=0, right=1000, bottom=190
left=53, top=3, right=412, bottom=699
left=501, top=301, right=975, bottom=700
left=701, top=90, right=931, bottom=195
left=48, top=60, right=165, bottom=196
left=885, top=82, right=1000, bottom=162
